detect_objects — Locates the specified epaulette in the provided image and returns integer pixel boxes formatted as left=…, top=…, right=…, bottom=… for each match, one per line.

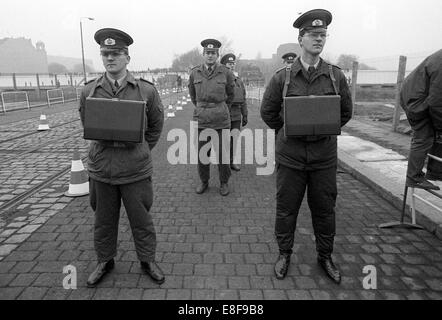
left=84, top=78, right=96, bottom=85
left=138, top=77, right=154, bottom=85
left=324, top=60, right=341, bottom=70
left=275, top=66, right=289, bottom=74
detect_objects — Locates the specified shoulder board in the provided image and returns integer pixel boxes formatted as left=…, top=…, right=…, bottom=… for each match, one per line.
left=323, top=60, right=341, bottom=70
left=190, top=65, right=200, bottom=71
left=84, top=78, right=96, bottom=85
left=275, top=66, right=288, bottom=74
left=138, top=78, right=154, bottom=85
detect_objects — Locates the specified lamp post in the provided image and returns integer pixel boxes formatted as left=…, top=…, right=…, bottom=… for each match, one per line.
left=80, top=17, right=94, bottom=84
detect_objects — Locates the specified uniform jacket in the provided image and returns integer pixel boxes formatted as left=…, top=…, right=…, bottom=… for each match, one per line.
left=188, top=63, right=235, bottom=129
left=230, top=75, right=248, bottom=122
left=260, top=58, right=352, bottom=170
left=79, top=72, right=164, bottom=185
left=400, top=49, right=442, bottom=128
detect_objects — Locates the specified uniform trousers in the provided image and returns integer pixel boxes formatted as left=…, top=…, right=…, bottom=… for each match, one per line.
left=407, top=117, right=440, bottom=181
left=198, top=129, right=231, bottom=184
left=230, top=120, right=241, bottom=164
left=275, top=164, right=337, bottom=259
left=90, top=177, right=156, bottom=263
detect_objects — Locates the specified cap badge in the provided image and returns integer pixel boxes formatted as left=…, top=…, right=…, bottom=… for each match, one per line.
left=207, top=44, right=214, bottom=49
left=104, top=38, right=116, bottom=46
left=312, top=19, right=323, bottom=26
left=229, top=57, right=234, bottom=61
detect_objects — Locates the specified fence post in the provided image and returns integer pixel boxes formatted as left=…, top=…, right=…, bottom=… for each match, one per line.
left=36, top=74, right=41, bottom=100
left=70, top=73, right=73, bottom=87
left=12, top=73, right=17, bottom=90
left=351, top=61, right=358, bottom=117
left=392, top=55, right=407, bottom=132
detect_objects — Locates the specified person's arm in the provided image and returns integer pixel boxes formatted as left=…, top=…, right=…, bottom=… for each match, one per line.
left=240, top=80, right=248, bottom=126
left=400, top=59, right=430, bottom=123
left=78, top=90, right=86, bottom=126
left=337, top=69, right=353, bottom=127
left=426, top=59, right=442, bottom=131
left=145, top=87, right=164, bottom=150
left=188, top=72, right=196, bottom=106
left=225, top=70, right=235, bottom=105
left=260, top=73, right=284, bottom=132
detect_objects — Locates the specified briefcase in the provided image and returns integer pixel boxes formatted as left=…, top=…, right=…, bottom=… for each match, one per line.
left=83, top=97, right=146, bottom=143
left=283, top=95, right=341, bottom=136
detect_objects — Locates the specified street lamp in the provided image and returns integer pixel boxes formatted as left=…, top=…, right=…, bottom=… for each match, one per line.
left=80, top=17, right=94, bottom=84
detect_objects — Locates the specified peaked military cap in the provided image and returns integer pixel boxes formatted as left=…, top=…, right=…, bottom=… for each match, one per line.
left=201, top=39, right=222, bottom=51
left=282, top=52, right=297, bottom=62
left=221, top=53, right=236, bottom=65
left=94, top=28, right=133, bottom=50
left=293, top=9, right=332, bottom=31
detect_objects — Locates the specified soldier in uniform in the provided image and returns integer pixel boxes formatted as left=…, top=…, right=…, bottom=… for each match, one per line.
left=401, top=49, right=442, bottom=190
left=188, top=39, right=235, bottom=196
left=176, top=75, right=182, bottom=92
left=282, top=52, right=297, bottom=66
left=220, top=53, right=248, bottom=171
left=79, top=28, right=165, bottom=287
left=260, top=9, right=353, bottom=284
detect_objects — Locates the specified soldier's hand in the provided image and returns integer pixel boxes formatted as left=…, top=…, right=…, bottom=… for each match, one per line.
left=242, top=116, right=248, bottom=127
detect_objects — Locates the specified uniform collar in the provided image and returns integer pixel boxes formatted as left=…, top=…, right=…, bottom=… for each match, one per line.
left=300, top=56, right=320, bottom=71
left=290, top=58, right=328, bottom=76
left=97, top=71, right=137, bottom=88
left=197, top=62, right=221, bottom=76
left=204, top=62, right=219, bottom=71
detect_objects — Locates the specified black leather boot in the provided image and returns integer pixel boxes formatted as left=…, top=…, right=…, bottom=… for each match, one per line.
left=406, top=177, right=440, bottom=190
left=317, top=257, right=341, bottom=284
left=195, top=182, right=209, bottom=194
left=87, top=259, right=115, bottom=288
left=220, top=183, right=229, bottom=196
left=274, top=254, right=290, bottom=280
left=141, top=261, right=165, bottom=284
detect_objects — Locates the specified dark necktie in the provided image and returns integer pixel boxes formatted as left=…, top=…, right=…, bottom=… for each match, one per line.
left=207, top=66, right=213, bottom=74
left=114, top=80, right=120, bottom=89
left=307, top=66, right=316, bottom=81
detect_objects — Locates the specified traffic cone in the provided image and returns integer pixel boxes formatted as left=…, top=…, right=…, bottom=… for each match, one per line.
left=65, top=149, right=89, bottom=197
left=37, top=114, right=50, bottom=131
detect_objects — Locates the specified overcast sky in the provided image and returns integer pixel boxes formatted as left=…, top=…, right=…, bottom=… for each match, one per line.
left=1, top=0, right=441, bottom=71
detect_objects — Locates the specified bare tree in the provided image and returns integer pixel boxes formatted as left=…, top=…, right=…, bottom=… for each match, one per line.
left=171, top=48, right=204, bottom=71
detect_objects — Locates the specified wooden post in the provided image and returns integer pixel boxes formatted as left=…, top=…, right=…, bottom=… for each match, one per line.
left=351, top=61, right=358, bottom=117
left=36, top=74, right=41, bottom=99
left=392, top=55, right=407, bottom=132
left=12, top=73, right=17, bottom=90
left=70, top=73, right=73, bottom=87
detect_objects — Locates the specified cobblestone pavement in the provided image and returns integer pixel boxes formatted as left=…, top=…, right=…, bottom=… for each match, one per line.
left=0, top=95, right=441, bottom=300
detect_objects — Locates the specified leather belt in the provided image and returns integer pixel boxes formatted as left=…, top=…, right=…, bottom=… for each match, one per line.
left=196, top=102, right=220, bottom=108
left=299, top=136, right=327, bottom=142
left=96, top=141, right=134, bottom=148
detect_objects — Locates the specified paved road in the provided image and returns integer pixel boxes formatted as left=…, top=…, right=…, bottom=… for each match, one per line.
left=0, top=96, right=441, bottom=300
